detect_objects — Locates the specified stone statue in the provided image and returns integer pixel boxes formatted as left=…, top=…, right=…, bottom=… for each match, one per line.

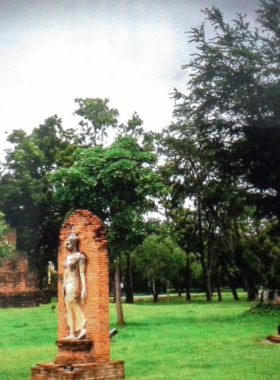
left=49, top=227, right=87, bottom=340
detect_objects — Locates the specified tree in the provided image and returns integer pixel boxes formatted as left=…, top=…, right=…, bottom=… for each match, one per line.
left=154, top=0, right=280, bottom=300
left=0, top=213, right=15, bottom=265
left=51, top=136, right=166, bottom=320
left=74, top=98, right=119, bottom=147
left=117, top=112, right=144, bottom=140
left=155, top=122, right=239, bottom=301
left=133, top=234, right=186, bottom=302
left=0, top=116, right=79, bottom=273
left=173, top=1, right=280, bottom=220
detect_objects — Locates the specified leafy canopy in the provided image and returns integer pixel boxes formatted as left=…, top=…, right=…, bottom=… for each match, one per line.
left=51, top=136, right=167, bottom=255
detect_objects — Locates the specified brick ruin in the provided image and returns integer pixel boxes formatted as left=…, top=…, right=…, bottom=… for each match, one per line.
left=0, top=229, right=40, bottom=307
left=31, top=210, right=125, bottom=380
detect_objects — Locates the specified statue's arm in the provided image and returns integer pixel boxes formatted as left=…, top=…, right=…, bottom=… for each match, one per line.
left=79, top=255, right=86, bottom=302
left=48, top=261, right=57, bottom=274
left=48, top=261, right=63, bottom=280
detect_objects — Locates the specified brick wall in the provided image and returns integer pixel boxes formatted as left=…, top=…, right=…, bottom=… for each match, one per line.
left=0, top=255, right=39, bottom=293
left=0, top=230, right=40, bottom=307
left=0, top=254, right=28, bottom=273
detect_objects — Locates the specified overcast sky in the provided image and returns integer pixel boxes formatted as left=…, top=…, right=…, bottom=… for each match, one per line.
left=0, top=0, right=259, bottom=160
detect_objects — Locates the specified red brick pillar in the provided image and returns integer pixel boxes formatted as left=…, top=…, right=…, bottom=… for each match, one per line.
left=56, top=210, right=110, bottom=363
left=31, top=210, right=125, bottom=380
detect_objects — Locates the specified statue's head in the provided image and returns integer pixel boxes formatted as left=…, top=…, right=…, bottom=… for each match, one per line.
left=66, top=226, right=79, bottom=252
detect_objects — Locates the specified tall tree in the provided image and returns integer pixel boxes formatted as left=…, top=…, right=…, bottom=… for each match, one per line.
left=156, top=123, right=239, bottom=301
left=133, top=234, right=186, bottom=303
left=173, top=1, right=280, bottom=219
left=156, top=0, right=280, bottom=300
left=0, top=116, right=79, bottom=273
left=117, top=112, right=144, bottom=140
left=74, top=98, right=119, bottom=147
left=51, top=136, right=167, bottom=310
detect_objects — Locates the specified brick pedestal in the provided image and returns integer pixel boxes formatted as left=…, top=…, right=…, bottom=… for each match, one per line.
left=31, top=210, right=125, bottom=380
left=55, top=339, right=94, bottom=364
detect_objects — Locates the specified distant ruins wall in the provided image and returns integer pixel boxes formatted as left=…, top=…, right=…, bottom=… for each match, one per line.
left=0, top=229, right=41, bottom=307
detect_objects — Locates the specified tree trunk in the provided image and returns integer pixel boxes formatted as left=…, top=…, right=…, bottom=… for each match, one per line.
left=231, top=286, right=239, bottom=301
left=205, top=269, right=212, bottom=301
left=201, top=259, right=212, bottom=301
left=247, top=289, right=257, bottom=301
left=200, top=257, right=212, bottom=301
left=152, top=282, right=159, bottom=303
left=112, top=276, right=116, bottom=303
left=197, top=193, right=212, bottom=302
left=216, top=266, right=222, bottom=301
left=185, top=253, right=191, bottom=301
left=217, top=283, right=222, bottom=302
left=242, top=274, right=257, bottom=301
left=115, top=262, right=125, bottom=325
left=224, top=266, right=239, bottom=301
left=166, top=281, right=170, bottom=302
left=125, top=252, right=134, bottom=303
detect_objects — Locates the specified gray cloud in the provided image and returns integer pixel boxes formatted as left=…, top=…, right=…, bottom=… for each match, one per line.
left=0, top=0, right=258, bottom=159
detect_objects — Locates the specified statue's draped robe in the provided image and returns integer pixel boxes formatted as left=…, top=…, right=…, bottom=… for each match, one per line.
left=63, top=252, right=86, bottom=332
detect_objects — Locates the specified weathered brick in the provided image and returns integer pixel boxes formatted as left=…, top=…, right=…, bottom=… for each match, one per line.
left=56, top=210, right=110, bottom=363
left=31, top=361, right=125, bottom=380
left=31, top=210, right=125, bottom=379
left=0, top=231, right=40, bottom=307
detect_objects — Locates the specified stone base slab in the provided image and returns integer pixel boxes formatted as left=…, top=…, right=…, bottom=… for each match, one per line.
left=31, top=361, right=125, bottom=380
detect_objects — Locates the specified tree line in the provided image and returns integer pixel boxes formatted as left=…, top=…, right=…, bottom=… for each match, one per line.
left=1, top=0, right=280, bottom=315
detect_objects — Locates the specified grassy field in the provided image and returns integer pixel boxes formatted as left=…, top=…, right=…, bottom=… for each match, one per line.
left=1, top=293, right=280, bottom=380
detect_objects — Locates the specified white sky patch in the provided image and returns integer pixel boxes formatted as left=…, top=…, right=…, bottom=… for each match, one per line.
left=0, top=0, right=258, bottom=161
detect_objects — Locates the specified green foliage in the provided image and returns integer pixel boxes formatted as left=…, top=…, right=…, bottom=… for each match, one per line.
left=2, top=0, right=280, bottom=300
left=173, top=0, right=280, bottom=219
left=74, top=97, right=119, bottom=146
left=51, top=136, right=167, bottom=257
left=154, top=0, right=280, bottom=299
left=117, top=112, right=144, bottom=140
left=235, top=218, right=280, bottom=289
left=133, top=235, right=186, bottom=285
left=0, top=213, right=15, bottom=265
left=0, top=116, right=79, bottom=270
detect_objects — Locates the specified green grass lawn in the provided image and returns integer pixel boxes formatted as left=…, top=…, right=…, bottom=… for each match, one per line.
left=1, top=294, right=280, bottom=380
